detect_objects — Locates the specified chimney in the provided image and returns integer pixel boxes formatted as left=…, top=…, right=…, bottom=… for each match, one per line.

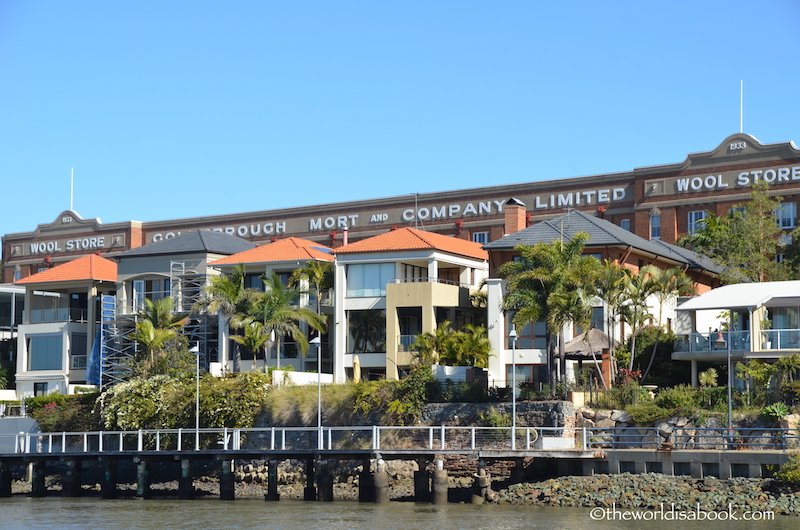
left=504, top=198, right=527, bottom=235
left=342, top=226, right=348, bottom=246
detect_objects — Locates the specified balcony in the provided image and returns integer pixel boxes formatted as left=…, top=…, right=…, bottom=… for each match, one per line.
left=28, top=308, right=91, bottom=324
left=673, top=331, right=750, bottom=355
left=759, top=329, right=800, bottom=350
left=398, top=335, right=417, bottom=352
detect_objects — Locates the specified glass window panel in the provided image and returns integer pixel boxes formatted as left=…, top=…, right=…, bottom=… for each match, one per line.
left=28, top=335, right=63, bottom=371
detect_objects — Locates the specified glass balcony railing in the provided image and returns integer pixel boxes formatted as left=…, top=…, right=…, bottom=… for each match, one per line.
left=759, top=329, right=800, bottom=350
left=28, top=308, right=91, bottom=324
left=674, top=331, right=750, bottom=353
left=398, top=335, right=418, bottom=352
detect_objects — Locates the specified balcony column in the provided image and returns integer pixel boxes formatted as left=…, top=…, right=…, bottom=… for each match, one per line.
left=427, top=258, right=438, bottom=283
left=691, top=360, right=698, bottom=388
left=87, top=286, right=98, bottom=360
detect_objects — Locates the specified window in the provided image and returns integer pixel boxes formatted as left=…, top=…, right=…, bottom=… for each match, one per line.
left=347, top=310, right=386, bottom=353
left=70, top=333, right=87, bottom=369
left=244, top=273, right=264, bottom=290
left=688, top=211, right=707, bottom=235
left=401, top=264, right=426, bottom=282
left=507, top=313, right=546, bottom=349
left=472, top=232, right=489, bottom=245
left=505, top=364, right=547, bottom=391
left=346, top=263, right=394, bottom=297
left=650, top=214, right=661, bottom=240
left=34, top=382, right=48, bottom=397
left=620, top=219, right=631, bottom=232
left=777, top=203, right=797, bottom=229
left=27, top=334, right=63, bottom=371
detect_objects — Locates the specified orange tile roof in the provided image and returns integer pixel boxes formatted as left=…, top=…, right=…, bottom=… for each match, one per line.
left=334, top=228, right=488, bottom=260
left=16, top=254, right=117, bottom=285
left=209, top=237, right=334, bottom=265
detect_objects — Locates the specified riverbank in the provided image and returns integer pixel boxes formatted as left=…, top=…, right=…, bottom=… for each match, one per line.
left=10, top=471, right=800, bottom=515
left=494, top=473, right=800, bottom=515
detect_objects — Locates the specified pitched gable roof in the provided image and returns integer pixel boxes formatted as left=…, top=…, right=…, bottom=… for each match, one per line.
left=334, top=227, right=488, bottom=260
left=16, top=254, right=117, bottom=285
left=484, top=210, right=722, bottom=273
left=210, top=237, right=334, bottom=265
left=116, top=229, right=255, bottom=258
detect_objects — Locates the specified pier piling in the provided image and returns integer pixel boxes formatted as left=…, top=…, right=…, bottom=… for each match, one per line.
left=373, top=459, right=389, bottom=503
left=179, top=459, right=194, bottom=500
left=413, top=457, right=430, bottom=503
left=136, top=459, right=151, bottom=499
left=431, top=459, right=448, bottom=504
left=101, top=458, right=117, bottom=499
left=31, top=461, right=46, bottom=497
left=264, top=460, right=280, bottom=501
left=62, top=459, right=82, bottom=497
left=220, top=459, right=235, bottom=500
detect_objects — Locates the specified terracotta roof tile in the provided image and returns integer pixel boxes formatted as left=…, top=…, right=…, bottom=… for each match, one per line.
left=210, top=237, right=334, bottom=265
left=334, top=228, right=488, bottom=260
left=16, top=254, right=117, bottom=285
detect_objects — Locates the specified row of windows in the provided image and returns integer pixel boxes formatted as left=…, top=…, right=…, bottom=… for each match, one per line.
left=648, top=203, right=798, bottom=240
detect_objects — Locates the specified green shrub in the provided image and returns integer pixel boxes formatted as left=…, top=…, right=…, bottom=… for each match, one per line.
left=27, top=393, right=101, bottom=432
left=626, top=403, right=671, bottom=425
left=761, top=403, right=789, bottom=423
left=775, top=453, right=800, bottom=485
left=654, top=384, right=700, bottom=410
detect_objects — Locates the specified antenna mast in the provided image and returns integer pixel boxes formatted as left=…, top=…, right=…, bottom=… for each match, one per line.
left=739, top=80, right=743, bottom=133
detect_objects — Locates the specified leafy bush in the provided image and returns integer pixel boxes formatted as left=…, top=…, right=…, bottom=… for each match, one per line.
left=27, top=393, right=101, bottom=432
left=775, top=453, right=800, bottom=485
left=626, top=403, right=671, bottom=425
left=654, top=384, right=700, bottom=410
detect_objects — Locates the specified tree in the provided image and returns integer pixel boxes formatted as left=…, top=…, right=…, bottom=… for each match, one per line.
left=196, top=264, right=255, bottom=372
left=289, top=260, right=333, bottom=318
left=639, top=265, right=696, bottom=382
left=619, top=267, right=656, bottom=372
left=676, top=182, right=795, bottom=283
left=594, top=259, right=627, bottom=379
left=412, top=322, right=493, bottom=368
left=499, top=232, right=601, bottom=392
left=129, top=297, right=189, bottom=378
left=242, top=271, right=327, bottom=370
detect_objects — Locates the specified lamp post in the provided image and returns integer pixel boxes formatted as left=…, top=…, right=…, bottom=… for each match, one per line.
left=714, top=320, right=733, bottom=448
left=509, top=326, right=517, bottom=451
left=310, top=335, right=322, bottom=450
left=189, top=343, right=201, bottom=450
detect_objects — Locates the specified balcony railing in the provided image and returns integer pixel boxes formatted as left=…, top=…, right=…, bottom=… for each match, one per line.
left=28, top=308, right=91, bottom=324
left=398, top=335, right=417, bottom=352
left=673, top=331, right=750, bottom=353
left=393, top=277, right=470, bottom=289
left=759, top=329, right=800, bottom=350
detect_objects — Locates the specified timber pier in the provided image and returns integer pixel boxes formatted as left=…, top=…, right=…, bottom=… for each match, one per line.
left=0, top=425, right=796, bottom=502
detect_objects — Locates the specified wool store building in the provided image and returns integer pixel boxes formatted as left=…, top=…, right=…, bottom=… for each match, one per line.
left=5, top=133, right=800, bottom=284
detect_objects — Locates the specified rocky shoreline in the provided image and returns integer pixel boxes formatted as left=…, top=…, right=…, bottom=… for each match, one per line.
left=10, top=472, right=800, bottom=515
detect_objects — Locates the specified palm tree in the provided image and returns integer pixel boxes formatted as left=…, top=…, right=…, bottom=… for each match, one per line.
left=619, top=268, right=657, bottom=372
left=289, top=260, right=333, bottom=318
left=594, top=260, right=628, bottom=381
left=196, top=264, right=254, bottom=372
left=244, top=271, right=327, bottom=370
left=129, top=297, right=188, bottom=377
left=499, top=232, right=600, bottom=392
left=640, top=265, right=696, bottom=382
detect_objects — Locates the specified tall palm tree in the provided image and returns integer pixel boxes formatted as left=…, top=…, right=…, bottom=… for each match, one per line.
left=640, top=265, right=696, bottom=382
left=620, top=268, right=658, bottom=371
left=129, top=297, right=188, bottom=377
left=244, top=271, right=327, bottom=370
left=196, top=264, right=254, bottom=372
left=499, top=232, right=600, bottom=392
left=289, top=260, right=333, bottom=318
left=594, top=260, right=628, bottom=380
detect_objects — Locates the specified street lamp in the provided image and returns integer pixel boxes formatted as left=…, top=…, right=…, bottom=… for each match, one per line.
left=509, top=326, right=518, bottom=451
left=310, top=335, right=322, bottom=450
left=189, top=342, right=201, bottom=450
left=715, top=317, right=734, bottom=448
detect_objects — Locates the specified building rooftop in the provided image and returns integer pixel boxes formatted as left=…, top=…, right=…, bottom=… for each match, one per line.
left=116, top=229, right=255, bottom=258
left=485, top=210, right=723, bottom=273
left=210, top=237, right=334, bottom=266
left=334, top=227, right=488, bottom=260
left=16, top=254, right=117, bottom=285
left=677, top=280, right=800, bottom=311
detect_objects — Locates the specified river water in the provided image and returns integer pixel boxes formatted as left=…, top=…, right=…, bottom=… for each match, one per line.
left=0, top=498, right=794, bottom=530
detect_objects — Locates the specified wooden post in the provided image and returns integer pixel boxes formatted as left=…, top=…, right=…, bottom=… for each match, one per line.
left=101, top=458, right=118, bottom=499
left=136, top=459, right=151, bottom=499
left=220, top=459, right=235, bottom=500
left=62, top=459, right=82, bottom=497
left=264, top=460, right=280, bottom=501
left=178, top=459, right=194, bottom=500
left=413, top=458, right=430, bottom=503
left=303, top=457, right=316, bottom=501
left=0, top=462, right=12, bottom=497
left=31, top=461, right=47, bottom=497
left=358, top=459, right=374, bottom=503
left=317, top=460, right=334, bottom=502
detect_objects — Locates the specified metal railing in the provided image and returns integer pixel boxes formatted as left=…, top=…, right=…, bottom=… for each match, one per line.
left=759, top=329, right=800, bottom=350
left=28, top=308, right=91, bottom=324
left=393, top=277, right=470, bottom=289
left=10, top=426, right=581, bottom=455
left=673, top=331, right=750, bottom=353
left=584, top=426, right=800, bottom=450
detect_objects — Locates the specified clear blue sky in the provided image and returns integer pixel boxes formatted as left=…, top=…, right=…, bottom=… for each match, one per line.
left=2, top=1, right=799, bottom=237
